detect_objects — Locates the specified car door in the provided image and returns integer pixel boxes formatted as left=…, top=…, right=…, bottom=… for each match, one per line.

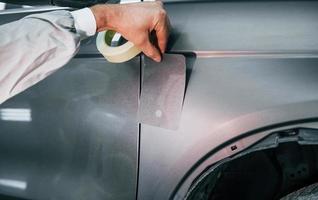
left=0, top=5, right=140, bottom=200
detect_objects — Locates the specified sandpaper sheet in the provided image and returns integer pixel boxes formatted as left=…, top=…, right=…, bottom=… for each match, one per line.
left=139, top=54, right=186, bottom=130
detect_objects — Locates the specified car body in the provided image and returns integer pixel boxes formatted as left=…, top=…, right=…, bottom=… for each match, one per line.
left=0, top=0, right=318, bottom=199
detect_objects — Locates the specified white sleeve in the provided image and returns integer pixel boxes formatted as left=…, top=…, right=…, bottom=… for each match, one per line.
left=0, top=10, right=81, bottom=105
left=71, top=7, right=97, bottom=39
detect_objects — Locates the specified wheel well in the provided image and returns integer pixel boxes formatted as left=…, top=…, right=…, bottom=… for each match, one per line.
left=186, top=128, right=318, bottom=200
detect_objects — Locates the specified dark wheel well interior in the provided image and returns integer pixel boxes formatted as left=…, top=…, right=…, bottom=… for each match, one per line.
left=186, top=128, right=318, bottom=200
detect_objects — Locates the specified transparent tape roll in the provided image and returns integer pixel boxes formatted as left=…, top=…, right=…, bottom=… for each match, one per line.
left=96, top=30, right=141, bottom=63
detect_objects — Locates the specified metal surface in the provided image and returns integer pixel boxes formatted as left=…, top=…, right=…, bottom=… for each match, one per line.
left=138, top=56, right=318, bottom=200
left=166, top=1, right=318, bottom=52
left=0, top=57, right=140, bottom=199
left=137, top=1, right=318, bottom=199
left=139, top=54, right=186, bottom=130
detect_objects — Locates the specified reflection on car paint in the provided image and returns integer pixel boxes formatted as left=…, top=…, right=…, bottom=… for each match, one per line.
left=0, top=108, right=32, bottom=122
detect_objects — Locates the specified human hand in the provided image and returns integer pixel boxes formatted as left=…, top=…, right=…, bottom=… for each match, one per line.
left=90, top=1, right=170, bottom=62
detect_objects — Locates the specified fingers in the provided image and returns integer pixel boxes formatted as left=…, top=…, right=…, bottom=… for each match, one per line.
left=152, top=2, right=169, bottom=54
left=155, top=16, right=170, bottom=54
left=139, top=36, right=162, bottom=62
left=102, top=1, right=170, bottom=63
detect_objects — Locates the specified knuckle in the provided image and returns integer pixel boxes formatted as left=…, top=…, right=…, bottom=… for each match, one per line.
left=160, top=9, right=167, bottom=16
left=155, top=1, right=163, bottom=6
left=157, top=9, right=167, bottom=19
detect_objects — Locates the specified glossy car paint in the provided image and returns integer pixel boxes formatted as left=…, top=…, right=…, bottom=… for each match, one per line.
left=0, top=27, right=140, bottom=199
left=138, top=1, right=318, bottom=200
left=0, top=1, right=318, bottom=200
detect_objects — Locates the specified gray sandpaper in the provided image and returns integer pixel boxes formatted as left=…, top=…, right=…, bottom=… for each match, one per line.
left=139, top=54, right=186, bottom=130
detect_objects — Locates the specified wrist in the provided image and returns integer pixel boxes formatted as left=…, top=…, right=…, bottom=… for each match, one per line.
left=90, top=4, right=118, bottom=32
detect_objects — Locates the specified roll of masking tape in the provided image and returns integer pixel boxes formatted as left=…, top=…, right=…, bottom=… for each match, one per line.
left=96, top=30, right=141, bottom=63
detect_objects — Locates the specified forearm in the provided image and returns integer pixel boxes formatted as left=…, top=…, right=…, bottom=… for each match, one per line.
left=0, top=9, right=94, bottom=104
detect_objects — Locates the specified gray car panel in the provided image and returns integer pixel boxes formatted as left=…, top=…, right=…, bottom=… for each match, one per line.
left=0, top=56, right=140, bottom=200
left=138, top=57, right=318, bottom=200
left=138, top=1, right=318, bottom=199
left=0, top=7, right=141, bottom=200
left=166, top=1, right=318, bottom=52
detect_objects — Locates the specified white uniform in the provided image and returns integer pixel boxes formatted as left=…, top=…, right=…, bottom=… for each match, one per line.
left=0, top=8, right=96, bottom=104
